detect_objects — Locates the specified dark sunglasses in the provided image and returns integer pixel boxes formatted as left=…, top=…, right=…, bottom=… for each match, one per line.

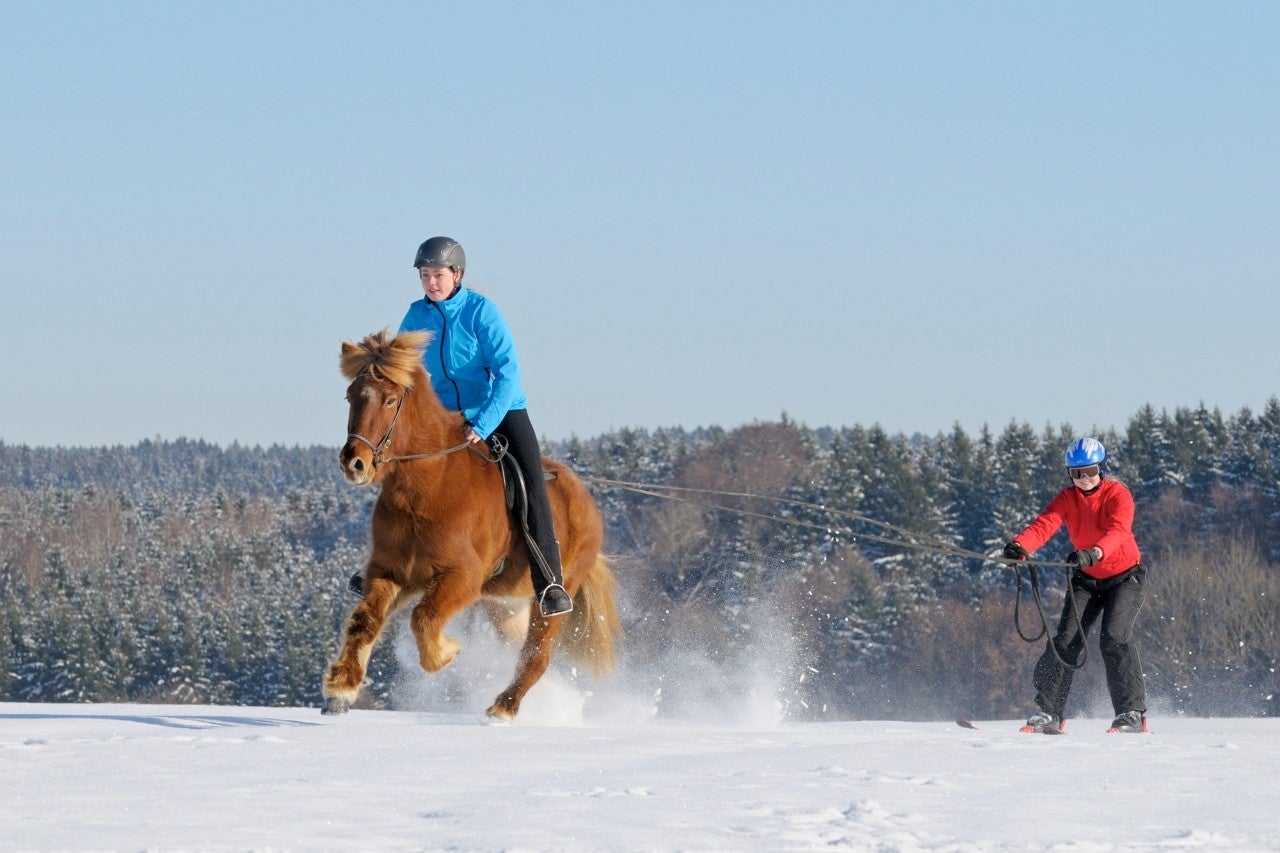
left=1069, top=465, right=1100, bottom=479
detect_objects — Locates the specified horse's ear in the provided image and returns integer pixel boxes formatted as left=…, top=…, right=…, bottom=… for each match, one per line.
left=339, top=340, right=364, bottom=379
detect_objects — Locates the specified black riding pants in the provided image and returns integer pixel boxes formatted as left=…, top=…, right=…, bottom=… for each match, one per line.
left=1033, top=565, right=1147, bottom=718
left=490, top=408, right=562, bottom=592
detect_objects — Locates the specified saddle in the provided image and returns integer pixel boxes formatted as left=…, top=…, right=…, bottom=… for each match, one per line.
left=490, top=444, right=557, bottom=581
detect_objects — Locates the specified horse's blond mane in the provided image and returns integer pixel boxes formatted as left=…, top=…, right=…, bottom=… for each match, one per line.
left=340, top=329, right=431, bottom=388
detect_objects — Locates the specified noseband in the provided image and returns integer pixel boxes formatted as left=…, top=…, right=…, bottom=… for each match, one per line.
left=346, top=387, right=410, bottom=470
left=347, top=387, right=502, bottom=470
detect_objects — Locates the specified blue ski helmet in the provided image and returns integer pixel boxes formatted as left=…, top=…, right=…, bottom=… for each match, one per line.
left=1064, top=437, right=1106, bottom=469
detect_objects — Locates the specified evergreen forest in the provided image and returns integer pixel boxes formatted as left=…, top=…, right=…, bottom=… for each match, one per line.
left=2, top=398, right=1277, bottom=721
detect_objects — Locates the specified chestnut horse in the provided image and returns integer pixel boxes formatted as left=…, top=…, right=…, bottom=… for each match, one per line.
left=322, top=329, right=620, bottom=720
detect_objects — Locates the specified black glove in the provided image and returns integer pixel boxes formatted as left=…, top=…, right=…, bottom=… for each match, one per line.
left=1002, top=541, right=1029, bottom=561
left=1067, top=548, right=1099, bottom=568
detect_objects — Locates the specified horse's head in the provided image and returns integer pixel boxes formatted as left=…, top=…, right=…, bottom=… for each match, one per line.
left=338, top=329, right=431, bottom=485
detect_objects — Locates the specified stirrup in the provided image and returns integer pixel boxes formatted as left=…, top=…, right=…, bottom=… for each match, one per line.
left=538, top=583, right=573, bottom=617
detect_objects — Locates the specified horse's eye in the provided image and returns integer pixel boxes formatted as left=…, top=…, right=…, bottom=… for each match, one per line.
left=385, top=397, right=397, bottom=407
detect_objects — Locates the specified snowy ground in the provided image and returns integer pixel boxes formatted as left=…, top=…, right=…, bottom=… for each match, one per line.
left=3, top=697, right=1277, bottom=851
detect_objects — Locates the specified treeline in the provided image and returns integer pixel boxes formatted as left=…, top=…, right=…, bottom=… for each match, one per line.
left=1, top=399, right=1277, bottom=719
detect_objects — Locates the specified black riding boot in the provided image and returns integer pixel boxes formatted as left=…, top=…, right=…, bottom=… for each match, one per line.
left=532, top=538, right=572, bottom=617
left=492, top=409, right=573, bottom=617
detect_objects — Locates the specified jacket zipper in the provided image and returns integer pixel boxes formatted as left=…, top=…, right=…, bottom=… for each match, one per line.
left=430, top=300, right=464, bottom=411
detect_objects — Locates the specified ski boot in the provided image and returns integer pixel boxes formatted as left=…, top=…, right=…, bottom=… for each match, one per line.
left=1107, top=710, right=1148, bottom=733
left=1020, top=710, right=1065, bottom=734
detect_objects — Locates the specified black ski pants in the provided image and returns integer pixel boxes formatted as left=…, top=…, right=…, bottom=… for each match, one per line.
left=1033, top=565, right=1147, bottom=718
left=490, top=408, right=562, bottom=593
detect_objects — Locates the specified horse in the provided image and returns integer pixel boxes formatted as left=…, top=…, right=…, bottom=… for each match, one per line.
left=322, top=329, right=621, bottom=720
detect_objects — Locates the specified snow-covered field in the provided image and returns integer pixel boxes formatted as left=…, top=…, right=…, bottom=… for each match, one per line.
left=3, top=698, right=1276, bottom=851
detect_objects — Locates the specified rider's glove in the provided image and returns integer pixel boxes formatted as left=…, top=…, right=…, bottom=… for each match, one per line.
left=1002, top=541, right=1029, bottom=561
left=1067, top=548, right=1100, bottom=568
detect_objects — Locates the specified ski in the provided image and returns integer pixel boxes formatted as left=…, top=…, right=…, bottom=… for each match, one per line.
left=956, top=718, right=1064, bottom=734
left=960, top=716, right=1149, bottom=734
left=1107, top=716, right=1150, bottom=734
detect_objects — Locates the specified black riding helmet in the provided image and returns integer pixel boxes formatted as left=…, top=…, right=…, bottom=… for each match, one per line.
left=413, top=236, right=466, bottom=281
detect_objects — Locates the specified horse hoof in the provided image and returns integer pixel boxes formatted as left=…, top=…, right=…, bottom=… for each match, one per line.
left=485, top=704, right=517, bottom=723
left=321, top=697, right=350, bottom=715
left=421, top=636, right=462, bottom=673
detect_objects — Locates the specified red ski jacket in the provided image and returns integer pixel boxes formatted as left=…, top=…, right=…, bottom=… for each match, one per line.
left=1012, top=478, right=1141, bottom=580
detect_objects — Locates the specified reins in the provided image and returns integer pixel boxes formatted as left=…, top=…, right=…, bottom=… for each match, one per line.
left=581, top=475, right=1085, bottom=663
left=347, top=388, right=507, bottom=471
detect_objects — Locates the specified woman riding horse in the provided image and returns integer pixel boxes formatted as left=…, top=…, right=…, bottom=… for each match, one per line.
left=325, top=328, right=620, bottom=719
left=351, top=236, right=572, bottom=618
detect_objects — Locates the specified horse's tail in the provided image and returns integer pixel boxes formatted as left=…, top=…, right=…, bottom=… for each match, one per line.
left=562, top=554, right=620, bottom=677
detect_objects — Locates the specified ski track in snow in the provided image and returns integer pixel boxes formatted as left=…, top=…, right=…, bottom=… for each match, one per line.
left=2, top=701, right=1278, bottom=851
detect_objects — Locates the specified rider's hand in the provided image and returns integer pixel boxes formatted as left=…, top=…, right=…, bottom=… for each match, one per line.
left=1002, top=541, right=1029, bottom=561
left=463, top=422, right=483, bottom=444
left=1067, top=547, right=1100, bottom=568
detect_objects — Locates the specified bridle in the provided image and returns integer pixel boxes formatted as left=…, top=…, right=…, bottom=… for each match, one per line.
left=346, top=386, right=503, bottom=471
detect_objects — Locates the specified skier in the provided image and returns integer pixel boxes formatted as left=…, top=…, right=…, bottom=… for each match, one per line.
left=350, top=236, right=573, bottom=617
left=1001, top=437, right=1148, bottom=733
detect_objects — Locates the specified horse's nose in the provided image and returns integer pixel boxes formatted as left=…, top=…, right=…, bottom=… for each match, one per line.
left=338, top=445, right=368, bottom=482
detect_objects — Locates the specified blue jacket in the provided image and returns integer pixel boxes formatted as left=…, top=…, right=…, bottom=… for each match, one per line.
left=399, top=288, right=528, bottom=439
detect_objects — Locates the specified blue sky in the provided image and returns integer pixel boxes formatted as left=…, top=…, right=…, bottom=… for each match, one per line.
left=3, top=2, right=1277, bottom=448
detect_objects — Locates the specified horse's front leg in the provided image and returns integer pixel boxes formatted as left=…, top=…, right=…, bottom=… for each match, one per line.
left=321, top=575, right=402, bottom=714
left=408, top=570, right=477, bottom=673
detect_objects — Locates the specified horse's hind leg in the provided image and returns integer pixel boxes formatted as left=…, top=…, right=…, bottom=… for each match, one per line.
left=486, top=615, right=560, bottom=721
left=479, top=597, right=529, bottom=645
left=321, top=577, right=402, bottom=714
